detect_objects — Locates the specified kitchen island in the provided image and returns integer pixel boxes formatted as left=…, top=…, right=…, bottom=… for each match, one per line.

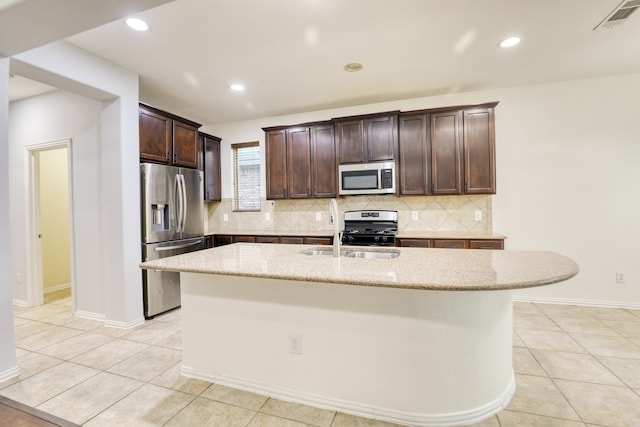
left=140, top=243, right=578, bottom=426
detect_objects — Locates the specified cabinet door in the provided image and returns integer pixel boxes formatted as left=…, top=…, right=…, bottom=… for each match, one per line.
left=202, top=134, right=221, bottom=201
left=365, top=114, right=397, bottom=161
left=396, top=238, right=431, bottom=248
left=303, top=236, right=332, bottom=245
left=255, top=236, right=279, bottom=244
left=265, top=130, right=288, bottom=199
left=173, top=121, right=199, bottom=168
left=432, top=239, right=468, bottom=249
left=431, top=111, right=463, bottom=194
left=214, top=235, right=233, bottom=247
left=311, top=125, right=336, bottom=198
left=286, top=128, right=312, bottom=198
left=463, top=108, right=496, bottom=194
left=139, top=106, right=172, bottom=163
left=279, top=236, right=304, bottom=244
left=336, top=119, right=365, bottom=163
left=399, top=113, right=429, bottom=195
left=469, top=240, right=503, bottom=250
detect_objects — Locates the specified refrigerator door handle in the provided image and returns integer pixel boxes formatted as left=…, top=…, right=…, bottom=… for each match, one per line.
left=174, top=174, right=183, bottom=233
left=179, top=174, right=188, bottom=233
left=154, top=239, right=203, bottom=252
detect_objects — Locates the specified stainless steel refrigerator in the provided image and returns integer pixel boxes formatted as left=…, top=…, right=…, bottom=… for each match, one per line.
left=141, top=163, right=205, bottom=318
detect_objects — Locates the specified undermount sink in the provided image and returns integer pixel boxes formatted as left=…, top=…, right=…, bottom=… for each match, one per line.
left=345, top=250, right=399, bottom=259
left=303, top=248, right=400, bottom=259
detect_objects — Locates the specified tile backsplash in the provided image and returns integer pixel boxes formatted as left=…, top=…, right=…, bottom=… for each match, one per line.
left=206, top=195, right=492, bottom=235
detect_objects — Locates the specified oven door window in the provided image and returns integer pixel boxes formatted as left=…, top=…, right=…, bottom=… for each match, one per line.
left=342, top=170, right=378, bottom=190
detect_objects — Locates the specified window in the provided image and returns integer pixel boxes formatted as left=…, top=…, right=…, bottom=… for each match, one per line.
left=232, top=142, right=261, bottom=211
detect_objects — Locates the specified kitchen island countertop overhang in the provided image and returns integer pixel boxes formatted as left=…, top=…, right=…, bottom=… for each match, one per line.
left=139, top=242, right=579, bottom=291
left=139, top=243, right=578, bottom=426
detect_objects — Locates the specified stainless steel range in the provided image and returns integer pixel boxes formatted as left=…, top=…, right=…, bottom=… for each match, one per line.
left=341, top=210, right=398, bottom=247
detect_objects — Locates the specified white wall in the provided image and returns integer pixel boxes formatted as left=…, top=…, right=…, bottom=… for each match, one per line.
left=0, top=57, right=19, bottom=383
left=9, top=41, right=143, bottom=327
left=205, top=72, right=640, bottom=308
left=10, top=91, right=103, bottom=312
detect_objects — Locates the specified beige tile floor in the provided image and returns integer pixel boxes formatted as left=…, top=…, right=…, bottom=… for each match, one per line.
left=2, top=289, right=640, bottom=426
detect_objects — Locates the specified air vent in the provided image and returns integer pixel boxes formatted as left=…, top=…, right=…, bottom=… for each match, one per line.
left=594, top=0, right=640, bottom=30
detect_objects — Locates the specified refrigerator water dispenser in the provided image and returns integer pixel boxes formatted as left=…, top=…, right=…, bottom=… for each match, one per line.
left=152, top=203, right=168, bottom=231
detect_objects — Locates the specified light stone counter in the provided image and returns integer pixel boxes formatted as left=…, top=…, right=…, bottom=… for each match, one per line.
left=140, top=244, right=578, bottom=426
left=396, top=230, right=507, bottom=240
left=140, top=243, right=578, bottom=291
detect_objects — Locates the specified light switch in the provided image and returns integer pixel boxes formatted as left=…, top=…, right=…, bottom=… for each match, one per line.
left=265, top=212, right=271, bottom=221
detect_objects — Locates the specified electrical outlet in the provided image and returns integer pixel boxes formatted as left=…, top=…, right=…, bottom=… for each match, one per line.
left=315, top=212, right=322, bottom=221
left=265, top=212, right=271, bottom=221
left=411, top=211, right=418, bottom=221
left=475, top=210, right=482, bottom=221
left=289, top=333, right=302, bottom=355
left=223, top=213, right=229, bottom=222
left=616, top=272, right=626, bottom=283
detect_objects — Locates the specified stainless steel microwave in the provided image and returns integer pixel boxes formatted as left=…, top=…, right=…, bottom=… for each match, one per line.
left=338, top=161, right=396, bottom=195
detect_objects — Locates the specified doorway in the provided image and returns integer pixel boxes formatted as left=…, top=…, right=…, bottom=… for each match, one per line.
left=26, top=140, right=74, bottom=308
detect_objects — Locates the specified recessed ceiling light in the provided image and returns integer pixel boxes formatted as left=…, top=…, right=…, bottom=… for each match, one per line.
left=230, top=84, right=245, bottom=91
left=126, top=18, right=149, bottom=32
left=499, top=36, right=520, bottom=48
left=344, top=62, right=363, bottom=72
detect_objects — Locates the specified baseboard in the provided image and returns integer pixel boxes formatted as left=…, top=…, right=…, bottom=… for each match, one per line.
left=43, top=283, right=70, bottom=294
left=74, top=310, right=106, bottom=322
left=181, top=366, right=516, bottom=427
left=0, top=366, right=20, bottom=384
left=102, top=316, right=145, bottom=330
left=12, top=299, right=28, bottom=307
left=512, top=295, right=640, bottom=311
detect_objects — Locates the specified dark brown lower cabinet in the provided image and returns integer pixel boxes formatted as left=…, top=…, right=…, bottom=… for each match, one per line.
left=303, top=237, right=332, bottom=245
left=279, top=236, right=304, bottom=245
left=432, top=239, right=467, bottom=249
left=396, top=237, right=503, bottom=250
left=469, top=240, right=504, bottom=250
left=255, top=236, right=279, bottom=244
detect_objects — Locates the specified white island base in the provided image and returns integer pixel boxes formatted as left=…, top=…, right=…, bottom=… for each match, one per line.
left=180, top=272, right=515, bottom=426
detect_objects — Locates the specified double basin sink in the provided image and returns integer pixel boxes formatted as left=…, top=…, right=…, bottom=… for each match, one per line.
left=303, top=248, right=400, bottom=260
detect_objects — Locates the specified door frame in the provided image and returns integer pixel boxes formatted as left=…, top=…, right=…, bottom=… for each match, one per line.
left=25, top=139, right=75, bottom=308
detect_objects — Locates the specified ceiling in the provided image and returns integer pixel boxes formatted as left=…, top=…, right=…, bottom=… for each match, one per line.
left=6, top=0, right=640, bottom=125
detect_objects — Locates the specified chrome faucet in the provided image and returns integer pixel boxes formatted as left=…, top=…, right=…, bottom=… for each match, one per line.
left=329, top=198, right=341, bottom=257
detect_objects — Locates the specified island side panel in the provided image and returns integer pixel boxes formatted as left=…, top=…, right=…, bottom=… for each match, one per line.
left=180, top=272, right=514, bottom=425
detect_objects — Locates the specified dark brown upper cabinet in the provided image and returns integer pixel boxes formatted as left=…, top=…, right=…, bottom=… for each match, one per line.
left=431, top=110, right=463, bottom=195
left=398, top=102, right=497, bottom=196
left=310, top=124, right=336, bottom=198
left=286, top=127, right=312, bottom=199
left=138, top=103, right=201, bottom=169
left=200, top=132, right=222, bottom=202
left=398, top=113, right=429, bottom=195
left=463, top=107, right=496, bottom=194
left=265, top=129, right=288, bottom=199
left=264, top=122, right=336, bottom=200
left=335, top=112, right=398, bottom=164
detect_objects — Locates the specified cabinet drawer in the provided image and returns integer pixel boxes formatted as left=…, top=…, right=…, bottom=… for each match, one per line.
left=303, top=237, right=332, bottom=245
left=232, top=235, right=256, bottom=243
left=255, top=236, right=279, bottom=244
left=213, top=235, right=233, bottom=247
left=432, top=239, right=468, bottom=249
left=279, top=236, right=304, bottom=244
left=469, top=240, right=504, bottom=250
left=397, top=238, right=431, bottom=248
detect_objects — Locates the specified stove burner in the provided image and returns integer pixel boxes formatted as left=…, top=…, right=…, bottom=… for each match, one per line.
left=342, top=210, right=398, bottom=247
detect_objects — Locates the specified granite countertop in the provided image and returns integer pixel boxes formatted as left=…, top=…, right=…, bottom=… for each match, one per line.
left=396, top=231, right=506, bottom=240
left=140, top=243, right=578, bottom=291
left=208, top=230, right=506, bottom=239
